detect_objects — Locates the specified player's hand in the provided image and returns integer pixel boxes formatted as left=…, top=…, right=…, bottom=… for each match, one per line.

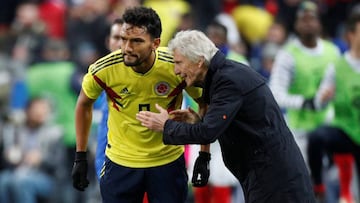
left=319, top=86, right=334, bottom=104
left=302, top=98, right=315, bottom=110
left=191, top=151, right=211, bottom=187
left=71, top=152, right=89, bottom=191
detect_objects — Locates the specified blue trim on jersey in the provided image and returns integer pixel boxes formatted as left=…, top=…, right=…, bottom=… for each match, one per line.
left=95, top=92, right=108, bottom=180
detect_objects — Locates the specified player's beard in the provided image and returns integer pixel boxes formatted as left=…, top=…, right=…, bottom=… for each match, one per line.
left=124, top=54, right=141, bottom=66
left=123, top=50, right=153, bottom=67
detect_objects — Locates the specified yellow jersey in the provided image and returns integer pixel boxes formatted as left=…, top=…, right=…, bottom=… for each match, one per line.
left=82, top=47, right=202, bottom=168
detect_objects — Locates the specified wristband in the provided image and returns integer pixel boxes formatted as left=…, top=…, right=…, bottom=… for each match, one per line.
left=75, top=151, right=87, bottom=161
left=199, top=151, right=211, bottom=161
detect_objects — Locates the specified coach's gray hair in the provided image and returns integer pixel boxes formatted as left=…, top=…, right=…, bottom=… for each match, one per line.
left=168, top=30, right=218, bottom=66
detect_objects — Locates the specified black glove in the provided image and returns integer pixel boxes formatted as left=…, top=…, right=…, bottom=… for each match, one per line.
left=191, top=151, right=211, bottom=187
left=71, top=151, right=89, bottom=191
left=302, top=98, right=315, bottom=110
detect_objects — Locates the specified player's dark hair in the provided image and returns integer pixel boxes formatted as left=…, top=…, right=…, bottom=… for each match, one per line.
left=346, top=10, right=360, bottom=33
left=122, top=6, right=162, bottom=39
left=113, top=18, right=124, bottom=25
left=208, top=20, right=228, bottom=36
left=107, top=18, right=123, bottom=36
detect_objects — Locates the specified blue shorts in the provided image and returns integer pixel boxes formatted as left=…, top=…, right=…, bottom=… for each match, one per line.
left=100, top=154, right=188, bottom=203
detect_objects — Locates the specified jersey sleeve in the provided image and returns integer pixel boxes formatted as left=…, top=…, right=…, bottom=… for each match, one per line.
left=82, top=64, right=103, bottom=99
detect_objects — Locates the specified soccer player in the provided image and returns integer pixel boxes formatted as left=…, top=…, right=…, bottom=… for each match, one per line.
left=71, top=7, right=204, bottom=203
left=136, top=30, right=316, bottom=202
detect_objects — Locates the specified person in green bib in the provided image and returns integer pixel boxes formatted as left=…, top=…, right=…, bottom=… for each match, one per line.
left=307, top=10, right=360, bottom=203
left=269, top=1, right=340, bottom=167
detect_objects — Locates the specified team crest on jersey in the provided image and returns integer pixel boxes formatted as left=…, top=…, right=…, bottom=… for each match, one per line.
left=155, top=82, right=170, bottom=96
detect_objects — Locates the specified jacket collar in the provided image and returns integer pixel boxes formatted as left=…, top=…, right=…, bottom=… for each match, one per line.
left=203, top=51, right=226, bottom=103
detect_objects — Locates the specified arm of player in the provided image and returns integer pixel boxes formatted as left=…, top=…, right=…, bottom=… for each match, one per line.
left=194, top=100, right=211, bottom=186
left=314, top=64, right=335, bottom=109
left=269, top=50, right=305, bottom=109
left=75, top=89, right=96, bottom=151
left=72, top=89, right=96, bottom=191
left=169, top=102, right=211, bottom=186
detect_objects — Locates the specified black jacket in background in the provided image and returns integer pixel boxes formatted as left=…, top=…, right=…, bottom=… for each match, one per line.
left=163, top=51, right=316, bottom=203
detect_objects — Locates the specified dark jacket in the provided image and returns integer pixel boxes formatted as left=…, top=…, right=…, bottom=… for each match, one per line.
left=163, top=51, right=316, bottom=203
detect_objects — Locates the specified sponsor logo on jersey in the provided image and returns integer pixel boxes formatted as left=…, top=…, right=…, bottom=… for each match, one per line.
left=120, top=87, right=130, bottom=94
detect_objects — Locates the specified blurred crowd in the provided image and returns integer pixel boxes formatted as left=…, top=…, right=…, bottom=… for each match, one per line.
left=0, top=0, right=358, bottom=203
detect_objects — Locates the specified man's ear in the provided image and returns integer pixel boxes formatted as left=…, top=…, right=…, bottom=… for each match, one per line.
left=152, top=38, right=161, bottom=50
left=198, top=56, right=205, bottom=67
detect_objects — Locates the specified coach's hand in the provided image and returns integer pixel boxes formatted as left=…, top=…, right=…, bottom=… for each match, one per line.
left=72, top=151, right=89, bottom=191
left=191, top=151, right=211, bottom=187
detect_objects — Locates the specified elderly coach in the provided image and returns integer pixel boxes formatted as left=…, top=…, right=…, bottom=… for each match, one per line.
left=136, top=30, right=316, bottom=203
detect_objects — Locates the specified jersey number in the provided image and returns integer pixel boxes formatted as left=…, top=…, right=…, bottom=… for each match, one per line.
left=139, top=104, right=150, bottom=112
